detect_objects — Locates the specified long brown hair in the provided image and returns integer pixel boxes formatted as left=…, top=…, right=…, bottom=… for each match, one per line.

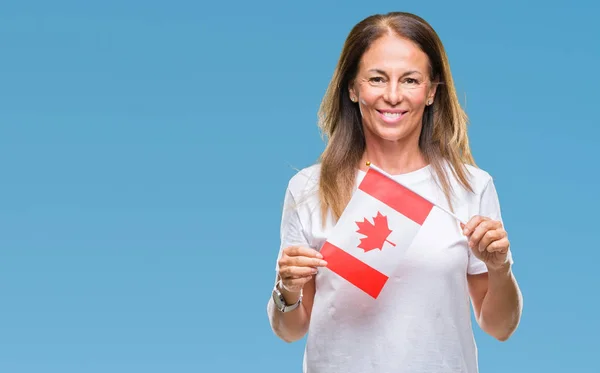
left=317, top=12, right=476, bottom=223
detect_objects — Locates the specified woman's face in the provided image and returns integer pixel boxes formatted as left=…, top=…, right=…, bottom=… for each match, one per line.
left=349, top=32, right=437, bottom=145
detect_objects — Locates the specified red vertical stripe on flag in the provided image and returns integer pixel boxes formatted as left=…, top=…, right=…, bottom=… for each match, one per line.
left=320, top=241, right=389, bottom=299
left=359, top=168, right=434, bottom=225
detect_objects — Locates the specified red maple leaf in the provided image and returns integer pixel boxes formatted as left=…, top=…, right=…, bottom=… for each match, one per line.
left=355, top=211, right=396, bottom=253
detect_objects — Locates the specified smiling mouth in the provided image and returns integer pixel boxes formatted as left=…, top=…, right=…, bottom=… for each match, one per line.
left=377, top=110, right=407, bottom=122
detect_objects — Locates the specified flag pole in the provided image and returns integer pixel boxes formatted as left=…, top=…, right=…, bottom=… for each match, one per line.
left=366, top=162, right=467, bottom=225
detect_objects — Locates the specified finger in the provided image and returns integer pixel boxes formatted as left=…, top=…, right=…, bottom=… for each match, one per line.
left=278, top=246, right=327, bottom=268
left=485, top=237, right=510, bottom=254
left=284, top=274, right=315, bottom=280
left=285, top=255, right=328, bottom=268
left=280, top=247, right=328, bottom=272
left=479, top=228, right=506, bottom=251
left=282, top=276, right=312, bottom=291
left=279, top=256, right=326, bottom=270
left=469, top=220, right=502, bottom=251
left=470, top=220, right=501, bottom=251
left=462, top=215, right=488, bottom=236
left=284, top=246, right=323, bottom=258
left=281, top=266, right=319, bottom=278
left=278, top=262, right=321, bottom=278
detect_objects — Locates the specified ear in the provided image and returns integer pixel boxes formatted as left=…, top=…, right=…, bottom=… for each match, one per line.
left=427, top=81, right=438, bottom=102
left=348, top=81, right=357, bottom=103
left=426, top=81, right=438, bottom=105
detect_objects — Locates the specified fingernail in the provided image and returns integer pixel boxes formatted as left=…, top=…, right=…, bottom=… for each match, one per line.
left=316, top=253, right=323, bottom=259
left=321, top=260, right=328, bottom=266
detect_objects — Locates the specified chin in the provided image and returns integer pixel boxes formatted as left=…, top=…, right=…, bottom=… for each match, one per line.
left=373, top=126, right=409, bottom=142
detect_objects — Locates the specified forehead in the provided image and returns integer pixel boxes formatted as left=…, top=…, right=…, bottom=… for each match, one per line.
left=359, top=32, right=430, bottom=73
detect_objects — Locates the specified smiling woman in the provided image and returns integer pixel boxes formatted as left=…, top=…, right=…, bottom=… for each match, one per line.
left=318, top=14, right=474, bottom=223
left=266, top=11, right=523, bottom=373
left=349, top=34, right=435, bottom=159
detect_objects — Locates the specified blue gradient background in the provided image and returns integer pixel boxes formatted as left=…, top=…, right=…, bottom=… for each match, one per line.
left=1, top=1, right=598, bottom=372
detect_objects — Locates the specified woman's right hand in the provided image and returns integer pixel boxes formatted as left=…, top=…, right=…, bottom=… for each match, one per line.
left=278, top=246, right=328, bottom=293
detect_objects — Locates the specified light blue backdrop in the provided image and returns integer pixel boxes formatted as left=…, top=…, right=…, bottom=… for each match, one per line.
left=1, top=1, right=598, bottom=372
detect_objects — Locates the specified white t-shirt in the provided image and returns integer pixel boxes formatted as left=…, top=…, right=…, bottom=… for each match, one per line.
left=268, top=162, right=513, bottom=373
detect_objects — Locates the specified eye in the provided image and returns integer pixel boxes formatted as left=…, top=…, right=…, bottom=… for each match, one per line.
left=369, top=77, right=385, bottom=84
left=401, top=77, right=423, bottom=89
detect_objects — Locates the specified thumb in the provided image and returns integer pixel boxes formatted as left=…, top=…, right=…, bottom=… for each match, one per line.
left=459, top=222, right=467, bottom=236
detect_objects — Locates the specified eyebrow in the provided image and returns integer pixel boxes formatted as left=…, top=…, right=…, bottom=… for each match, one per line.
left=368, top=69, right=422, bottom=77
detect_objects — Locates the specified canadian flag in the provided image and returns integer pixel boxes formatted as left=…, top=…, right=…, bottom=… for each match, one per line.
left=320, top=165, right=438, bottom=299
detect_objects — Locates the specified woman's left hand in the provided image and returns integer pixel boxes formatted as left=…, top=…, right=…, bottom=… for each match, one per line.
left=461, top=216, right=510, bottom=271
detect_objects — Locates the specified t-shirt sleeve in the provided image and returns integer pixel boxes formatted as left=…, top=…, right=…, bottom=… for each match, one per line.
left=274, top=186, right=311, bottom=272
left=467, top=177, right=514, bottom=275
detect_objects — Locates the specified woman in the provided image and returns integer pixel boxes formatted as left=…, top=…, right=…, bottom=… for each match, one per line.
left=267, top=11, right=523, bottom=373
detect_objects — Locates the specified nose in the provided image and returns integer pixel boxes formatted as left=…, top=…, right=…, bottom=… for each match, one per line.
left=383, top=81, right=401, bottom=105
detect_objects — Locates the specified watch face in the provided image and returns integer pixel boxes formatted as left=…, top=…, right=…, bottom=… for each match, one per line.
left=273, top=288, right=285, bottom=310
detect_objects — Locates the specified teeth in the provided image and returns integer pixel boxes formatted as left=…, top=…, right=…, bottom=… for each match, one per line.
left=382, top=112, right=401, bottom=118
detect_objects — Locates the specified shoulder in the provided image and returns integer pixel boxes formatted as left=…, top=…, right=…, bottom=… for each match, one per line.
left=435, top=162, right=500, bottom=214
left=286, top=163, right=321, bottom=199
left=462, top=164, right=495, bottom=196
left=455, top=163, right=504, bottom=219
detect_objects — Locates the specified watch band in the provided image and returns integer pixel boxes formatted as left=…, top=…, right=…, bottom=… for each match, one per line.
left=272, top=280, right=303, bottom=313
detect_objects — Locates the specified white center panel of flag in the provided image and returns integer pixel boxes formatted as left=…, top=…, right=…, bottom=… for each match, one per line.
left=327, top=189, right=422, bottom=277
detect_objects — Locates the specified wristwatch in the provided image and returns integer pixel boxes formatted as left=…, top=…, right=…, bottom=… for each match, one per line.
left=272, top=280, right=303, bottom=313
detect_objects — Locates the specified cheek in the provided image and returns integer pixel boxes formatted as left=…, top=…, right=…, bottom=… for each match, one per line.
left=357, top=93, right=378, bottom=117
left=404, top=90, right=428, bottom=105
left=357, top=88, right=380, bottom=106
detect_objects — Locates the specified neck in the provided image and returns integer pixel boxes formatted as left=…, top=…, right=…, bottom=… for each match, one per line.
left=360, top=136, right=427, bottom=175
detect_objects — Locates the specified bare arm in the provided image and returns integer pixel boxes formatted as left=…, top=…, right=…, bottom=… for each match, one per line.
left=468, top=263, right=523, bottom=341
left=462, top=210, right=523, bottom=342
left=267, top=276, right=316, bottom=342
left=267, top=246, right=326, bottom=343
